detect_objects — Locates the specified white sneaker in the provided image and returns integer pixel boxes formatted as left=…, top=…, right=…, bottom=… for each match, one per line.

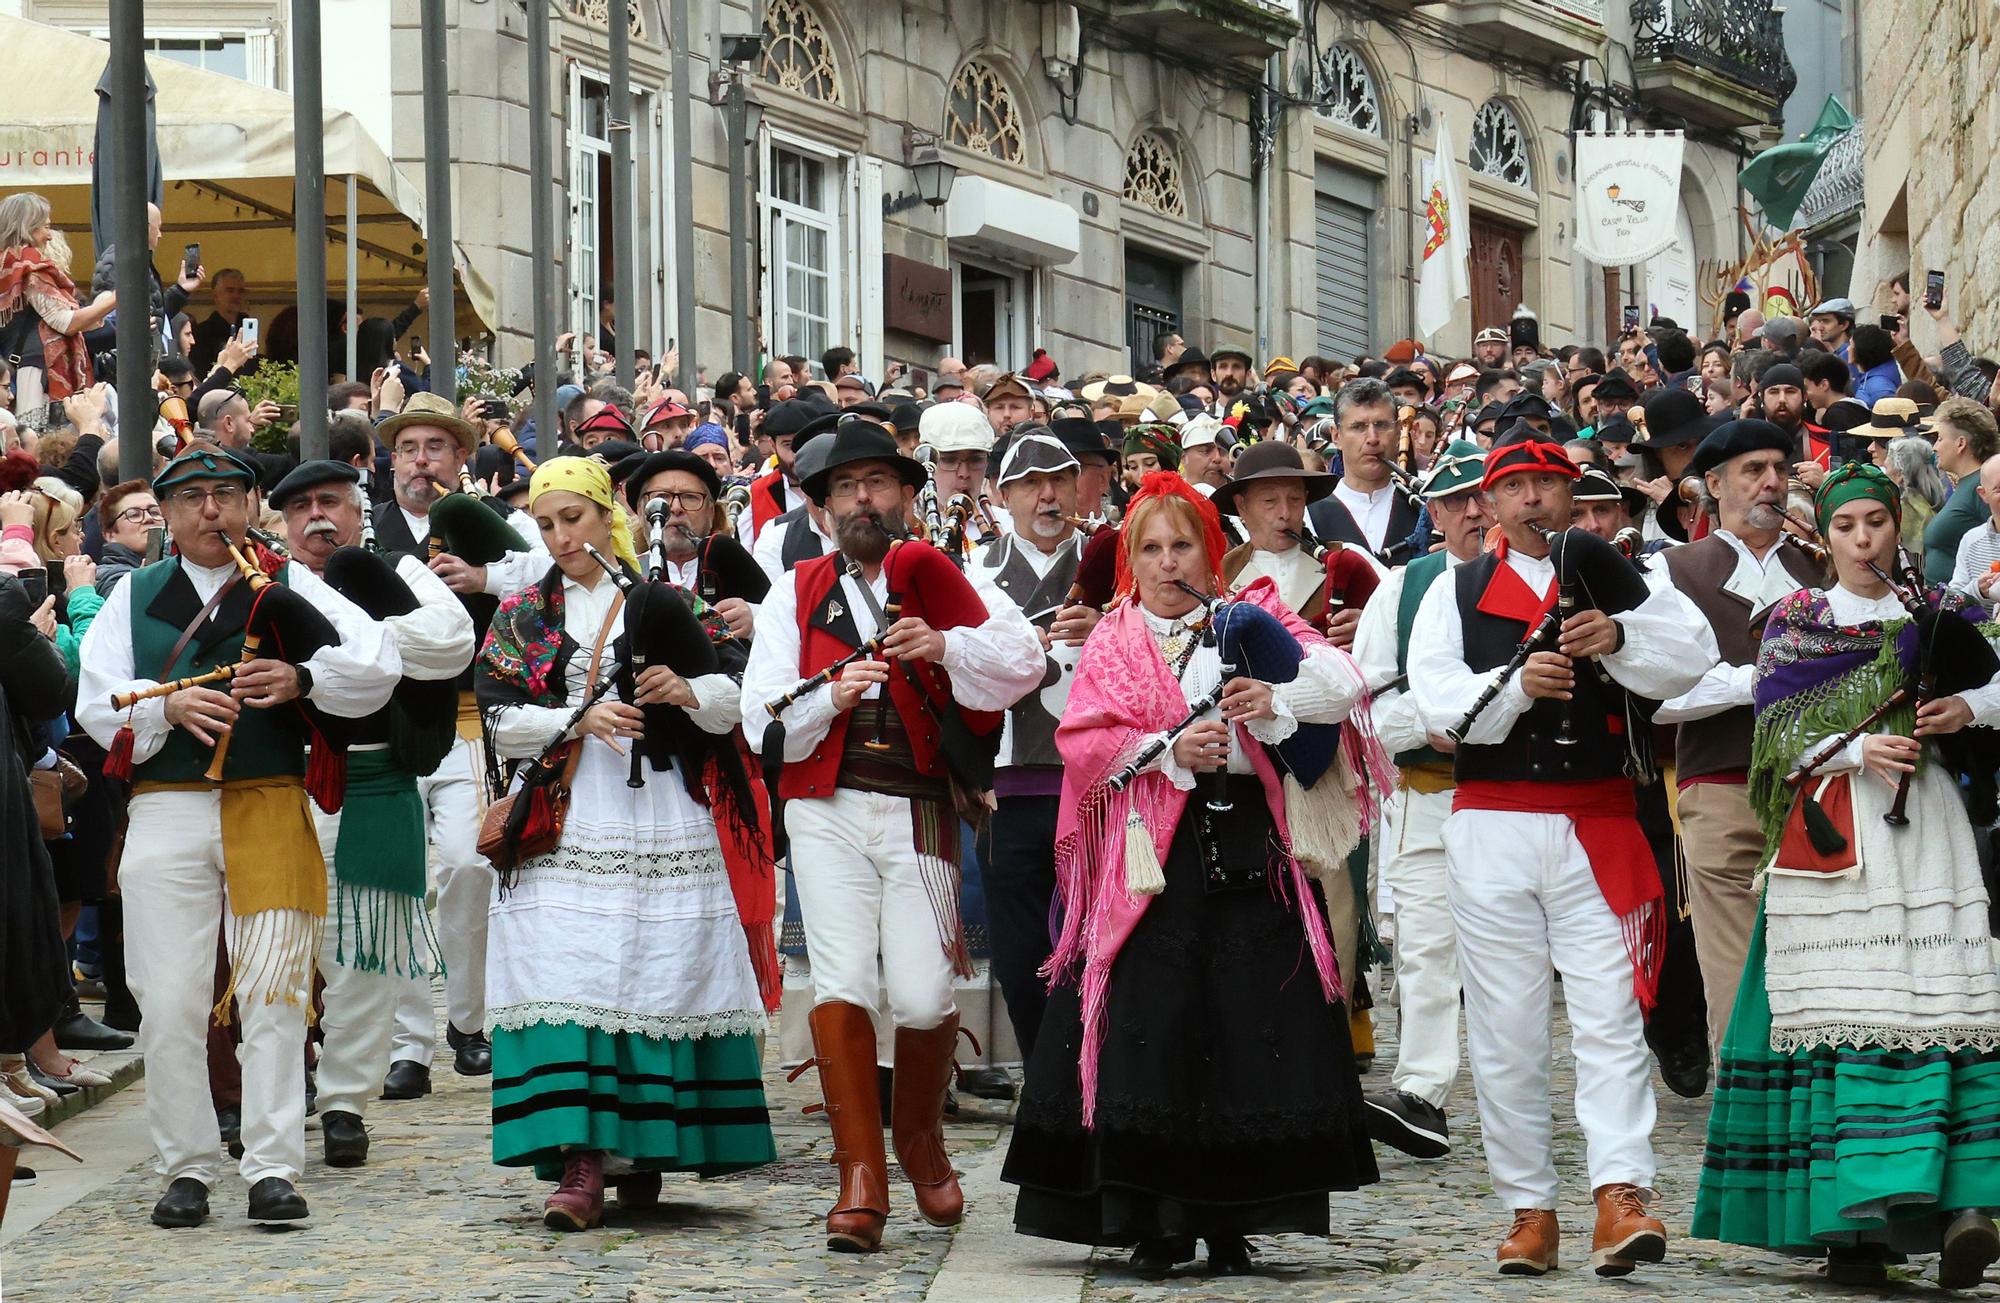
left=0, top=1078, right=47, bottom=1119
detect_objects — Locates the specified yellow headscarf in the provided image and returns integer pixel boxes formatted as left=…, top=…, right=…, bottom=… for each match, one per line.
left=527, top=455, right=641, bottom=573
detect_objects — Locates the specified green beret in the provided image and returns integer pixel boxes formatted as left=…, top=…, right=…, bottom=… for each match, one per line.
left=152, top=445, right=258, bottom=494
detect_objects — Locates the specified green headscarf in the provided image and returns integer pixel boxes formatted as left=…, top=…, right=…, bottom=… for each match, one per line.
left=1814, top=459, right=1900, bottom=535
left=1123, top=423, right=1181, bottom=471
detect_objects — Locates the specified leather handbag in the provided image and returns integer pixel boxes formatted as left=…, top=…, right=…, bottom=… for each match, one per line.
left=31, top=755, right=87, bottom=840
left=476, top=592, right=622, bottom=873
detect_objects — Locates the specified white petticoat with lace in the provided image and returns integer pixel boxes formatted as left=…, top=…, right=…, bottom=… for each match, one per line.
left=486, top=737, right=767, bottom=1041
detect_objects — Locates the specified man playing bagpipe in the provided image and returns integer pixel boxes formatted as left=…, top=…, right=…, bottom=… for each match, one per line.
left=270, top=460, right=476, bottom=1170
left=1407, top=429, right=1713, bottom=1278
left=741, top=420, right=1042, bottom=1253
left=622, top=448, right=770, bottom=638
left=75, top=446, right=397, bottom=1229
left=1213, top=441, right=1383, bottom=649
left=1348, top=438, right=1489, bottom=1159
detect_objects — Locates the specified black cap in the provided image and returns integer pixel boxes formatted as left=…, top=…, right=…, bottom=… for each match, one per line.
left=1591, top=370, right=1642, bottom=407
left=888, top=401, right=923, bottom=435
left=267, top=459, right=360, bottom=512
left=1760, top=363, right=1805, bottom=393
left=762, top=398, right=821, bottom=439
left=1496, top=390, right=1557, bottom=426
left=1050, top=415, right=1116, bottom=464
left=624, top=450, right=722, bottom=509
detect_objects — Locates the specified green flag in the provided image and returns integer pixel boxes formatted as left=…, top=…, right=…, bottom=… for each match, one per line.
left=1738, top=96, right=1855, bottom=231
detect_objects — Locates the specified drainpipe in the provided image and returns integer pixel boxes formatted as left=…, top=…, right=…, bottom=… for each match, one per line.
left=1253, top=54, right=1278, bottom=360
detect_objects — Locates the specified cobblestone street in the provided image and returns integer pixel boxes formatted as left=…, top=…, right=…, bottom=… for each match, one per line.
left=7, top=988, right=1998, bottom=1301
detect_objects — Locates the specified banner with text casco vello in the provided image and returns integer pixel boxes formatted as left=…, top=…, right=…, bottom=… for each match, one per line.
left=1573, top=131, right=1684, bottom=266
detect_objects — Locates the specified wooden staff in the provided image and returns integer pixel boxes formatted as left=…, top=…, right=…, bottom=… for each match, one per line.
left=493, top=429, right=537, bottom=472
left=202, top=536, right=275, bottom=782
left=112, top=664, right=236, bottom=710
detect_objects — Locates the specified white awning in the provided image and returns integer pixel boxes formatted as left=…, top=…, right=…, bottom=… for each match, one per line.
left=944, top=176, right=1080, bottom=267
left=0, top=14, right=494, bottom=336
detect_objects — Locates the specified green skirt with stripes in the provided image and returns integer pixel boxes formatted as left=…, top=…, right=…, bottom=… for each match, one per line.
left=1692, top=906, right=2000, bottom=1255
left=492, top=1022, right=776, bottom=1181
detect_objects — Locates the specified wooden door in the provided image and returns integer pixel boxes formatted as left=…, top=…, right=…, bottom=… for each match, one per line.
left=1470, top=216, right=1525, bottom=336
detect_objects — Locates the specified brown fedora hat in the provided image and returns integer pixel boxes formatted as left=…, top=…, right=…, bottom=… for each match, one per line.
left=1210, top=440, right=1333, bottom=515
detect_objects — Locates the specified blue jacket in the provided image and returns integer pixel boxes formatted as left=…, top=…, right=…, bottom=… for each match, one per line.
left=1854, top=359, right=1901, bottom=408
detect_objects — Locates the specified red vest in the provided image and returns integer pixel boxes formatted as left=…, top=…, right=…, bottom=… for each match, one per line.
left=750, top=469, right=789, bottom=535
left=776, top=545, right=1001, bottom=801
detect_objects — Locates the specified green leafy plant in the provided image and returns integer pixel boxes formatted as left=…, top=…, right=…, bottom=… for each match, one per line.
left=457, top=350, right=525, bottom=413
left=234, top=360, right=301, bottom=454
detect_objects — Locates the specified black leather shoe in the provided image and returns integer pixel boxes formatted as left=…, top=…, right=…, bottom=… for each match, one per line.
left=100, top=999, right=141, bottom=1033
left=217, top=1106, right=244, bottom=1160
left=51, top=1010, right=134, bottom=1052
left=1655, top=1039, right=1710, bottom=1099
left=379, top=1060, right=431, bottom=1100
left=956, top=1065, right=1017, bottom=1102
left=247, top=1176, right=309, bottom=1223
left=321, top=1110, right=369, bottom=1168
left=1129, top=1235, right=1196, bottom=1279
left=150, top=1177, right=210, bottom=1228
left=446, top=1025, right=492, bottom=1077
left=1206, top=1235, right=1256, bottom=1275
left=26, top=1063, right=79, bottom=1098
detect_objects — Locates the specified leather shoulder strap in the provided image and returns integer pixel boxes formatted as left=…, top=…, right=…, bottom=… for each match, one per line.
left=560, top=590, right=624, bottom=786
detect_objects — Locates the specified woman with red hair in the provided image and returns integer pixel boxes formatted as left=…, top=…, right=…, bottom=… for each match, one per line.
left=1002, top=472, right=1391, bottom=1278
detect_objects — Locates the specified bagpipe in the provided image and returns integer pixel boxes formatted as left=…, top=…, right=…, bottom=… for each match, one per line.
left=1282, top=528, right=1382, bottom=628
left=425, top=486, right=531, bottom=634
left=1866, top=553, right=2000, bottom=827
left=321, top=545, right=461, bottom=776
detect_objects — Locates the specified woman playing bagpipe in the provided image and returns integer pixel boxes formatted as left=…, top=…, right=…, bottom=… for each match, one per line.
left=1001, top=472, right=1395, bottom=1279
left=474, top=456, right=775, bottom=1234
left=1693, top=460, right=2000, bottom=1290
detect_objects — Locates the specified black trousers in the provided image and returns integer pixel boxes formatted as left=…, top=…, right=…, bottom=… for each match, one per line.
left=978, top=793, right=1060, bottom=1061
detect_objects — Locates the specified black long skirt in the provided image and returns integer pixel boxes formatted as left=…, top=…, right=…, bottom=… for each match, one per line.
left=1002, top=776, right=1378, bottom=1246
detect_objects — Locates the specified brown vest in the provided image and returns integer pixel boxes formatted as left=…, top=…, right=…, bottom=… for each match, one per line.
left=1221, top=540, right=1330, bottom=630
left=1661, top=534, right=1824, bottom=780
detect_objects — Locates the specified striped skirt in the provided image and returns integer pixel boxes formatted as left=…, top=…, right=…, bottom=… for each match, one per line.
left=1692, top=907, right=2000, bottom=1255
left=492, top=1022, right=775, bottom=1182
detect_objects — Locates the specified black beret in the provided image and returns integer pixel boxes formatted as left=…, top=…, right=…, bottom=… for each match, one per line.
left=267, top=459, right=360, bottom=512
left=761, top=398, right=821, bottom=439
left=624, top=450, right=721, bottom=508
left=888, top=401, right=923, bottom=434
left=1591, top=370, right=1642, bottom=406
left=1688, top=419, right=1796, bottom=478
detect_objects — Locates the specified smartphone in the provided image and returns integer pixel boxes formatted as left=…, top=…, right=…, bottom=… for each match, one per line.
left=1925, top=269, right=1945, bottom=312
left=144, top=525, right=167, bottom=563
left=1621, top=305, right=1641, bottom=330
left=238, top=316, right=259, bottom=346
left=481, top=397, right=509, bottom=421
left=182, top=243, right=200, bottom=278
left=1880, top=315, right=1900, bottom=332
left=18, top=564, right=46, bottom=607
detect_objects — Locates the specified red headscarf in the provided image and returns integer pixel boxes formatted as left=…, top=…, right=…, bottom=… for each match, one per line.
left=1113, top=470, right=1227, bottom=602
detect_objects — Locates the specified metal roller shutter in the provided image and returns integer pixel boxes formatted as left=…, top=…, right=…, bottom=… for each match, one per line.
left=1316, top=191, right=1373, bottom=363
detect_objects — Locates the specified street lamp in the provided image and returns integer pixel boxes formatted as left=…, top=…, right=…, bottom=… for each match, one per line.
left=904, top=127, right=957, bottom=209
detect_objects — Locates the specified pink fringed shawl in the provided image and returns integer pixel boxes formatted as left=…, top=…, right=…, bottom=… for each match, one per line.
left=1043, top=577, right=1392, bottom=1126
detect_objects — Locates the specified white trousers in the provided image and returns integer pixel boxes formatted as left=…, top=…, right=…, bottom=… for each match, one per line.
left=392, top=733, right=491, bottom=1065
left=310, top=804, right=400, bottom=1120
left=122, top=789, right=309, bottom=1188
left=1442, top=808, right=1657, bottom=1210
left=1378, top=783, right=1461, bottom=1106
left=784, top=788, right=956, bottom=1033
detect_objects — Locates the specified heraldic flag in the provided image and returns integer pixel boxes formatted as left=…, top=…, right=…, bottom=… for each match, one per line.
left=1416, top=118, right=1470, bottom=340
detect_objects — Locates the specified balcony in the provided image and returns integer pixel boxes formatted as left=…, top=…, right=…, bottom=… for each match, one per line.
left=1454, top=0, right=1607, bottom=65
left=1091, top=0, right=1300, bottom=67
left=1632, top=0, right=1795, bottom=131
left=1795, top=119, right=1864, bottom=229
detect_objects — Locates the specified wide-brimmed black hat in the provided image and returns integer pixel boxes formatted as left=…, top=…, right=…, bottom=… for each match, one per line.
left=1210, top=441, right=1333, bottom=515
left=1162, top=346, right=1211, bottom=381
left=1631, top=387, right=1716, bottom=450
left=800, top=422, right=929, bottom=504
left=1049, top=415, right=1116, bottom=465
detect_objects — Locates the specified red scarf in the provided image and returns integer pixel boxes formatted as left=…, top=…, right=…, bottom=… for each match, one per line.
left=0, top=247, right=90, bottom=400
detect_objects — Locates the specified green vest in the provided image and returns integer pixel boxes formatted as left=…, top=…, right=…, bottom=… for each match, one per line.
left=1393, top=548, right=1454, bottom=770
left=126, top=559, right=307, bottom=784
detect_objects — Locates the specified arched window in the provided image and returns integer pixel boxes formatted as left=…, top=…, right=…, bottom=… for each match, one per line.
left=944, top=60, right=1026, bottom=164
left=1469, top=99, right=1533, bottom=190
left=1123, top=132, right=1188, bottom=219
left=565, top=0, right=644, bottom=40
left=760, top=0, right=843, bottom=102
left=1314, top=43, right=1382, bottom=137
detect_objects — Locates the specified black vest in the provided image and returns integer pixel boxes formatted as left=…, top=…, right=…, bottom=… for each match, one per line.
left=775, top=507, right=824, bottom=571
left=1450, top=552, right=1633, bottom=784
left=977, top=534, right=1081, bottom=770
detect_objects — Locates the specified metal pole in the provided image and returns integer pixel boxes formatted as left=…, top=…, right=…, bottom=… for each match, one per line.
left=610, top=0, right=636, bottom=388
left=527, top=0, right=557, bottom=450
left=669, top=0, right=697, bottom=381
left=726, top=84, right=753, bottom=372
left=292, top=0, right=329, bottom=459
left=109, top=2, right=152, bottom=484
left=420, top=0, right=456, bottom=403
left=345, top=175, right=359, bottom=382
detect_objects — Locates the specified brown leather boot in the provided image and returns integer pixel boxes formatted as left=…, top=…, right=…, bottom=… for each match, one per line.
left=1497, top=1208, right=1559, bottom=1275
left=892, top=1013, right=964, bottom=1227
left=1590, top=1183, right=1666, bottom=1276
left=805, top=1001, right=889, bottom=1252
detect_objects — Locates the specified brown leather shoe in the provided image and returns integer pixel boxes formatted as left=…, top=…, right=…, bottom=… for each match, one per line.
left=543, top=1150, right=604, bottom=1232
left=1590, top=1183, right=1666, bottom=1276
left=802, top=1001, right=890, bottom=1252
left=1497, top=1208, right=1559, bottom=1275
left=892, top=1013, right=964, bottom=1227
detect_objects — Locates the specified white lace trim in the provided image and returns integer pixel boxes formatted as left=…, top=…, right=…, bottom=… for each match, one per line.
left=1770, top=1022, right=2000, bottom=1057
left=490, top=1002, right=768, bottom=1041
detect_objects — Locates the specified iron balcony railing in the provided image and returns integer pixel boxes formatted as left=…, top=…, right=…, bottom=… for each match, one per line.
left=1631, top=0, right=1797, bottom=105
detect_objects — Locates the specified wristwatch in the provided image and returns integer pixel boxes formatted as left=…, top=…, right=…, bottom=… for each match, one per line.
left=294, top=664, right=315, bottom=700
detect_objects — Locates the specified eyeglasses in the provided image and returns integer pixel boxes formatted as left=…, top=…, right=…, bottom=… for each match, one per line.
left=166, top=484, right=248, bottom=510
left=653, top=490, right=711, bottom=510
left=116, top=504, right=164, bottom=523
left=169, top=379, right=196, bottom=393
left=393, top=437, right=457, bottom=461
left=826, top=472, right=903, bottom=501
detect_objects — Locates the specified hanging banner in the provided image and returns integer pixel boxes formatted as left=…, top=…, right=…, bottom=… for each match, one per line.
left=1573, top=130, right=1684, bottom=266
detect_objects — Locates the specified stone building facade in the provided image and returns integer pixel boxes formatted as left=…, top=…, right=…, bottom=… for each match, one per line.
left=10, top=0, right=1807, bottom=376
